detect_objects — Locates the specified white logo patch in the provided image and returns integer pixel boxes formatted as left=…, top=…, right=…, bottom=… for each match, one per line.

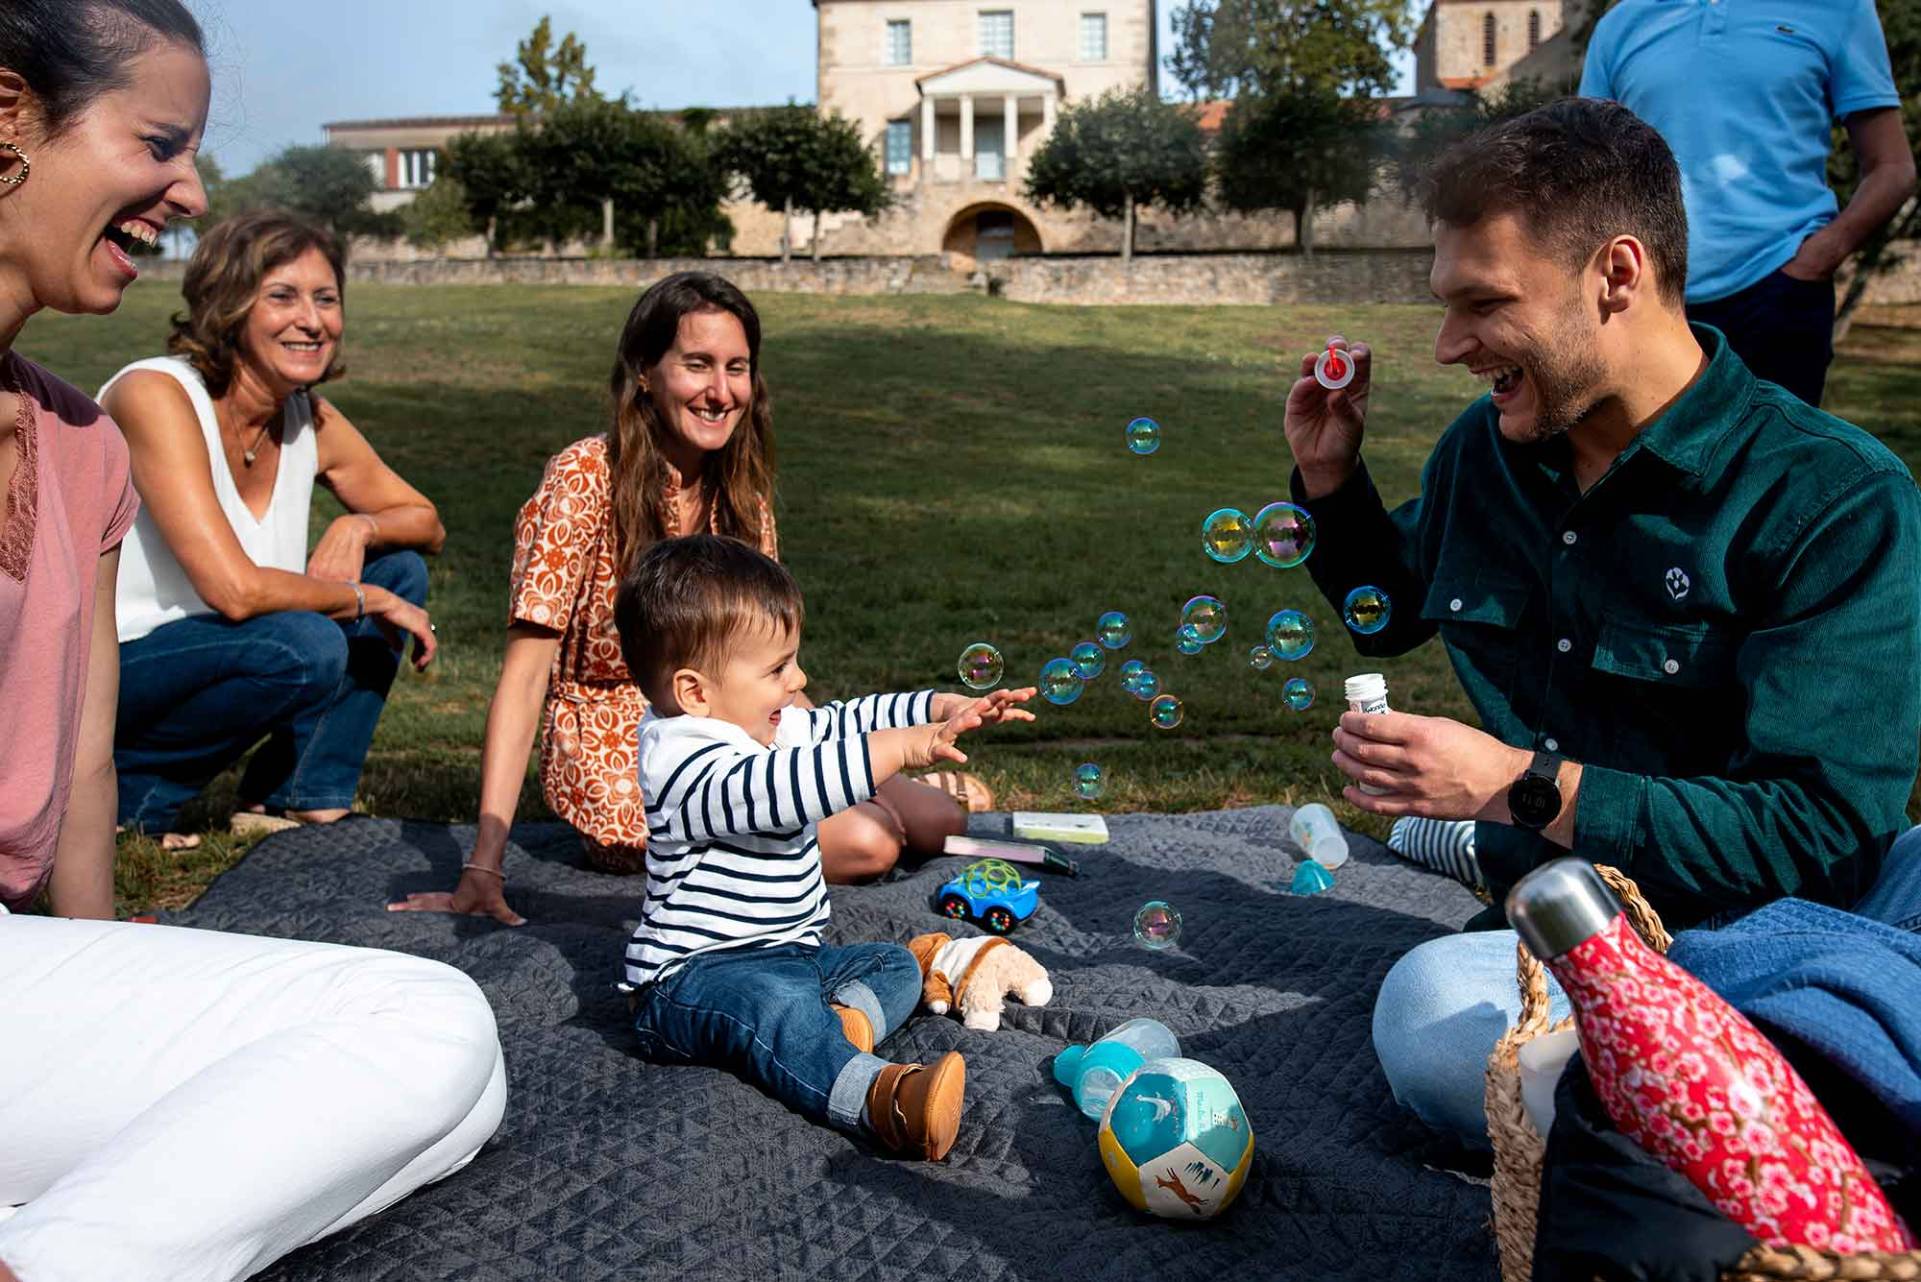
left=1665, top=567, right=1691, bottom=601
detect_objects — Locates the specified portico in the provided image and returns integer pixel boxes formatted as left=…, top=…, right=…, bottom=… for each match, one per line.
left=914, top=57, right=1063, bottom=184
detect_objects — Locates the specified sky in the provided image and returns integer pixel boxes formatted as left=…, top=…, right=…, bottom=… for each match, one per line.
left=194, top=1, right=1414, bottom=176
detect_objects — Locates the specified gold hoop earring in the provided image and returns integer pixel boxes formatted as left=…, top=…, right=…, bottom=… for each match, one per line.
left=0, top=141, right=28, bottom=188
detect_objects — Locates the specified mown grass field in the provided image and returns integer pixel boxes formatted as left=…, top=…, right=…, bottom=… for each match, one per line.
left=21, top=284, right=1921, bottom=915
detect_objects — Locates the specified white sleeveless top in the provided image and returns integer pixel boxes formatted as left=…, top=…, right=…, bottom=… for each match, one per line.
left=101, top=356, right=318, bottom=643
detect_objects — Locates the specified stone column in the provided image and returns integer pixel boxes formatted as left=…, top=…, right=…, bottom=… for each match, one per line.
left=1042, top=92, right=1057, bottom=134
left=1003, top=93, right=1018, bottom=166
left=921, top=94, right=936, bottom=162
left=960, top=95, right=975, bottom=162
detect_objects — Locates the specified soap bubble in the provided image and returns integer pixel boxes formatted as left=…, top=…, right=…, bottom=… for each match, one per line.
left=1134, top=669, right=1161, bottom=700
left=1071, top=641, right=1105, bottom=679
left=1075, top=762, right=1104, bottom=800
left=1177, top=624, right=1204, bottom=655
left=957, top=642, right=1004, bottom=690
left=1252, top=501, right=1317, bottom=569
left=1248, top=644, right=1274, bottom=671
left=1149, top=693, right=1184, bottom=729
left=1181, top=595, right=1227, bottom=645
left=1097, top=611, right=1132, bottom=650
left=1283, top=677, right=1314, bottom=711
left=1201, top=508, right=1253, bottom=564
left=1265, top=609, right=1316, bottom=660
left=1289, top=859, right=1335, bottom=895
left=1133, top=900, right=1182, bottom=949
left=1126, top=417, right=1161, bottom=455
left=1039, top=658, right=1085, bottom=706
left=1119, top=659, right=1146, bottom=694
left=1343, top=585, right=1392, bottom=635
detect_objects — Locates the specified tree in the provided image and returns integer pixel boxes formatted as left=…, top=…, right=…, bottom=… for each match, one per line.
left=1215, top=86, right=1376, bottom=258
left=1829, top=0, right=1919, bottom=341
left=715, top=107, right=889, bottom=263
left=1169, top=0, right=1414, bottom=100
left=1023, top=88, right=1208, bottom=263
left=497, top=15, right=599, bottom=118
left=202, top=145, right=396, bottom=243
left=401, top=176, right=476, bottom=252
left=1383, top=74, right=1564, bottom=198
left=443, top=130, right=532, bottom=256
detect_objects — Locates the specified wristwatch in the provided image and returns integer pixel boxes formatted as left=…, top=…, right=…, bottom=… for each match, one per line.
left=1507, top=750, right=1563, bottom=831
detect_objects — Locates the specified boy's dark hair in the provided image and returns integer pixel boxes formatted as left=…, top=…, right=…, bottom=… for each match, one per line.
left=1420, top=98, right=1689, bottom=307
left=614, top=534, right=805, bottom=707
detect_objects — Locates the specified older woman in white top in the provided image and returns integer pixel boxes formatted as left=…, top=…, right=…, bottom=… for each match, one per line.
left=101, top=209, right=440, bottom=844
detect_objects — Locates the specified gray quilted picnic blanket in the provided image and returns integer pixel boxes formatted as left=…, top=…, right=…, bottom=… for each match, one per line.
left=165, top=807, right=1500, bottom=1281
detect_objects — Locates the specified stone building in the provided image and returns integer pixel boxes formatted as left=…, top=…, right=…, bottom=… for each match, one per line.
left=322, top=114, right=513, bottom=215
left=1412, top=0, right=1565, bottom=92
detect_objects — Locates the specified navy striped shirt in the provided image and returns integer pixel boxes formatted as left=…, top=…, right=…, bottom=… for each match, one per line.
left=623, top=690, right=936, bottom=986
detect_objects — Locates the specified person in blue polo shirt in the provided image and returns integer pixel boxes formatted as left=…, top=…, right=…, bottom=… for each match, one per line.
left=1580, top=0, right=1915, bottom=407
left=1282, top=98, right=1921, bottom=1148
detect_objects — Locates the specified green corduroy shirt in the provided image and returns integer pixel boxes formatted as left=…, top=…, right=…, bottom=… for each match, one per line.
left=1291, top=324, right=1921, bottom=931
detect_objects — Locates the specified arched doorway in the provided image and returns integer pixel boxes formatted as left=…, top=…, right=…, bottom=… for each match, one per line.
left=942, top=203, right=1043, bottom=268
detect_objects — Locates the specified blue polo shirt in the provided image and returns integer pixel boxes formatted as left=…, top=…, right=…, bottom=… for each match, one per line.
left=1580, top=0, right=1901, bottom=304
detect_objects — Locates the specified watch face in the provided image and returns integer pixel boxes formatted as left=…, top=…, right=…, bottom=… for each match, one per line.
left=1510, top=774, right=1560, bottom=827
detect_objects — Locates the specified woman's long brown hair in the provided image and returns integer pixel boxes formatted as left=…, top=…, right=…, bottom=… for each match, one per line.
left=607, top=272, right=776, bottom=579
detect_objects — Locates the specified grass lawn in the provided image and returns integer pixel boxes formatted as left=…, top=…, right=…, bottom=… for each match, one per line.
left=20, top=286, right=1921, bottom=916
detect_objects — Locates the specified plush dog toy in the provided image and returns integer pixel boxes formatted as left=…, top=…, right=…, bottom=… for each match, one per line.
left=907, top=931, right=1053, bottom=1031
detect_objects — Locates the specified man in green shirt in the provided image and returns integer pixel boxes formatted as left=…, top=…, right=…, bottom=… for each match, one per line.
left=1285, top=98, right=1921, bottom=1146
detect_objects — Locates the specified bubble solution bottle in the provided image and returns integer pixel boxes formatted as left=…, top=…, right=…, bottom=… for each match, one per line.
left=1507, top=859, right=1914, bottom=1253
left=1054, top=1018, right=1183, bottom=1120
left=1343, top=673, right=1393, bottom=797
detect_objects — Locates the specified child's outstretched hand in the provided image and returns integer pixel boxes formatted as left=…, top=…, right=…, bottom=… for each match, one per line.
left=967, top=686, right=1038, bottom=727
left=905, top=687, right=1039, bottom=769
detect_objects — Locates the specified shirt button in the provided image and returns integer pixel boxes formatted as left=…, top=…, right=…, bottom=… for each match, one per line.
left=1449, top=597, right=1463, bottom=612
left=1561, top=530, right=1577, bottom=546
left=1557, top=638, right=1571, bottom=653
left=1544, top=737, right=1559, bottom=752
left=1663, top=658, right=1680, bottom=675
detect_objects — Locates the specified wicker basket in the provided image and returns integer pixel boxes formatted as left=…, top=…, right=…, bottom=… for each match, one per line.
left=1483, top=865, right=1921, bottom=1282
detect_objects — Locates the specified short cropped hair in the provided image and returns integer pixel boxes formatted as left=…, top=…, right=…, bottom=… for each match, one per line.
left=1420, top=98, right=1689, bottom=307
left=614, top=534, right=806, bottom=708
left=168, top=210, right=348, bottom=397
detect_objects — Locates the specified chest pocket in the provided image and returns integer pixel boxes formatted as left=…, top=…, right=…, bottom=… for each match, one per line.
left=1591, top=616, right=1735, bottom=690
left=1423, top=567, right=1531, bottom=686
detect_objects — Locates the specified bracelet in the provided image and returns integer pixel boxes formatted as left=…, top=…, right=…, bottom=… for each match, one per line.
left=349, top=581, right=365, bottom=623
left=461, top=862, right=505, bottom=879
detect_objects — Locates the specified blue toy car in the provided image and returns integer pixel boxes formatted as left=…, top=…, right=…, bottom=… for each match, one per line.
left=936, top=858, right=1040, bottom=935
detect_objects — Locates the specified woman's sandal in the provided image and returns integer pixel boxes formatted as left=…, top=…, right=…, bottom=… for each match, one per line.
left=917, top=771, right=996, bottom=814
left=229, top=810, right=303, bottom=838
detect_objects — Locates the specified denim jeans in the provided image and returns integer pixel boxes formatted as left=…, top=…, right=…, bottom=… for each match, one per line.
left=1687, top=268, right=1836, bottom=408
left=630, top=941, right=925, bottom=1133
left=115, top=551, right=429, bottom=832
left=1371, top=824, right=1921, bottom=1147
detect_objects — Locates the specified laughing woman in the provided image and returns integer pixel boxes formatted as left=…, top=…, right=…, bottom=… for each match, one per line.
left=99, top=209, right=440, bottom=843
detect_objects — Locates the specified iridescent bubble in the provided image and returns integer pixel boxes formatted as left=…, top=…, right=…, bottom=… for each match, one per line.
left=957, top=642, right=1004, bottom=690
left=1133, top=900, right=1182, bottom=950
left=1289, top=859, right=1335, bottom=895
left=1252, top=501, right=1317, bottom=569
left=1266, top=609, right=1316, bottom=660
left=1283, top=677, right=1314, bottom=711
left=1075, top=762, right=1104, bottom=800
left=1134, top=669, right=1161, bottom=700
left=1201, top=507, right=1253, bottom=564
left=1119, top=659, right=1146, bottom=694
left=1181, top=595, right=1227, bottom=645
left=1097, top=611, right=1132, bottom=650
left=1248, top=644, right=1274, bottom=671
left=1343, top=585, right=1392, bottom=635
left=1071, top=641, right=1105, bottom=680
left=1126, top=417, right=1161, bottom=455
left=1149, top=693, right=1184, bottom=729
left=1177, top=624, right=1204, bottom=656
left=1039, top=657, right=1085, bottom=706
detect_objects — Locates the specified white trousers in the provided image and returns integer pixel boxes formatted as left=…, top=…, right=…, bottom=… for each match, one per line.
left=0, top=915, right=506, bottom=1282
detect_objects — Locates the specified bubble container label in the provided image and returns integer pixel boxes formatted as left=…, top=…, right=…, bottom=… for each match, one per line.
left=1343, top=674, right=1392, bottom=796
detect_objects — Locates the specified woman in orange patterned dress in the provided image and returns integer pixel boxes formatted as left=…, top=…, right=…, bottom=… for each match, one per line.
left=391, top=272, right=973, bottom=925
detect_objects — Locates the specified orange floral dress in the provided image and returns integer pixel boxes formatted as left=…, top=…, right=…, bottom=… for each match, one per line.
left=508, top=436, right=777, bottom=865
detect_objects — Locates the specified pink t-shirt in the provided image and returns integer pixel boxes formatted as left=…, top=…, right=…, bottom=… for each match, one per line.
left=0, top=352, right=139, bottom=909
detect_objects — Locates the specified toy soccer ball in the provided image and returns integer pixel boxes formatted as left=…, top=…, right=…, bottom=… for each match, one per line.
left=1096, top=1058, right=1254, bottom=1219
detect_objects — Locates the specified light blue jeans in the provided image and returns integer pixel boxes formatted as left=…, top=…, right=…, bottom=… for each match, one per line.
left=1371, top=824, right=1921, bottom=1147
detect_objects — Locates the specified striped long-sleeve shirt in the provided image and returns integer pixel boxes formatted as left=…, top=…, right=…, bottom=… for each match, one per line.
left=623, top=690, right=937, bottom=987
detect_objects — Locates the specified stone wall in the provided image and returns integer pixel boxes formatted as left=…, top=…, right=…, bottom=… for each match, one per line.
left=988, top=249, right=1437, bottom=305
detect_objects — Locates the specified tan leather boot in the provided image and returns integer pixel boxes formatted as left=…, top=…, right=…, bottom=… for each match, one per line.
left=864, top=1051, right=966, bottom=1160
left=833, top=1004, right=875, bottom=1053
